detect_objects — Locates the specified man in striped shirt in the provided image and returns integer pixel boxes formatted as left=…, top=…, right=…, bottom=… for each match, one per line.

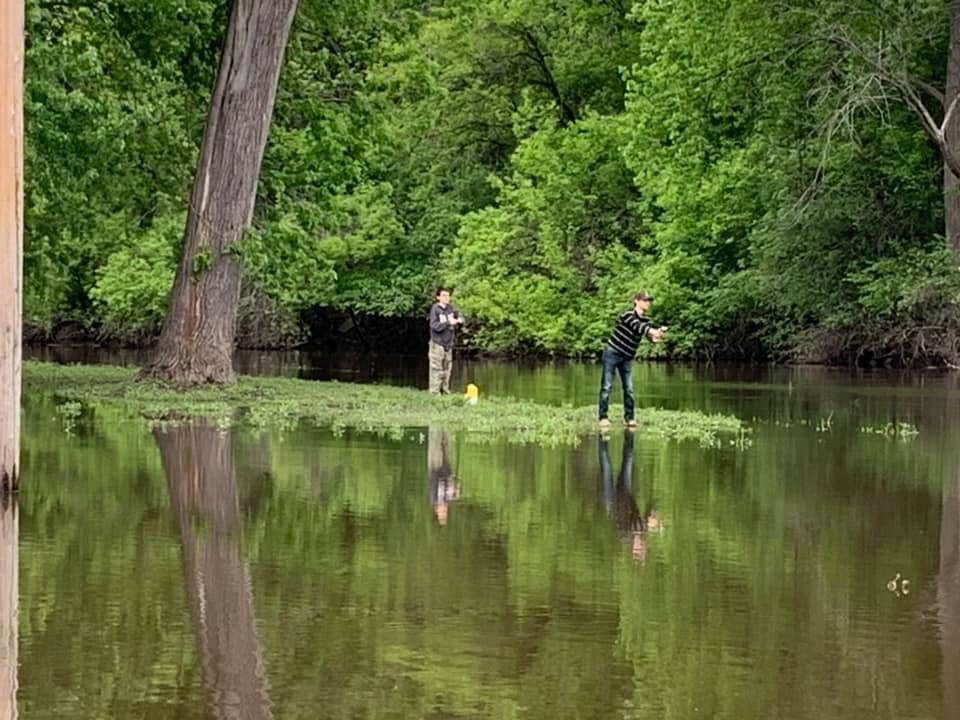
left=599, top=291, right=667, bottom=429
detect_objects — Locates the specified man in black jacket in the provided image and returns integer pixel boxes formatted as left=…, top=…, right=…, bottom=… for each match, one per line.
left=428, top=288, right=463, bottom=395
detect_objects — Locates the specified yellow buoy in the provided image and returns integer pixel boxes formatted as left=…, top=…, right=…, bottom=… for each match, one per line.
left=464, top=383, right=479, bottom=405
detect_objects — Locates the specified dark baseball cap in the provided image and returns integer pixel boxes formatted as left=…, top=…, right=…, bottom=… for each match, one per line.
left=634, top=290, right=654, bottom=302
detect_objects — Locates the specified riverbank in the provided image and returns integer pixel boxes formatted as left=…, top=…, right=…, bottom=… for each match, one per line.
left=22, top=361, right=745, bottom=447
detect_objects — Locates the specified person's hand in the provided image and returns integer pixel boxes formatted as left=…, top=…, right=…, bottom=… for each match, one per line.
left=649, top=327, right=667, bottom=342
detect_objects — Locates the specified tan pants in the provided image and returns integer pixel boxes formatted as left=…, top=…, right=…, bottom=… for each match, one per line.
left=428, top=341, right=454, bottom=394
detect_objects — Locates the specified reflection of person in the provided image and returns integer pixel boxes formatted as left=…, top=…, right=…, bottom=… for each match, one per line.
left=599, top=433, right=660, bottom=561
left=428, top=288, right=464, bottom=395
left=598, top=291, right=667, bottom=429
left=427, top=427, right=460, bottom=525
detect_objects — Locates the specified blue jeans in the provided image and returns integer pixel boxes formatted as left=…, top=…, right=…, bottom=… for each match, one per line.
left=598, top=347, right=634, bottom=421
left=599, top=432, right=635, bottom=511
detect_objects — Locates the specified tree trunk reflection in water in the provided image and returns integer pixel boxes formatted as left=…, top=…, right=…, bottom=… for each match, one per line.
left=941, top=464, right=960, bottom=720
left=155, top=425, right=272, bottom=720
left=0, top=497, right=16, bottom=720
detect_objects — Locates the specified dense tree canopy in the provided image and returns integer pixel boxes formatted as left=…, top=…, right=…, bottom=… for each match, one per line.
left=22, top=0, right=960, bottom=364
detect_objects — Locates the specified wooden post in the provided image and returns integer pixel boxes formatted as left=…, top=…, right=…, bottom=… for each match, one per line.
left=0, top=0, right=24, bottom=493
left=0, top=497, right=17, bottom=720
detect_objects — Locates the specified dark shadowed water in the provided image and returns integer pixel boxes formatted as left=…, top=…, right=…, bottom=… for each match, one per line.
left=8, top=349, right=960, bottom=718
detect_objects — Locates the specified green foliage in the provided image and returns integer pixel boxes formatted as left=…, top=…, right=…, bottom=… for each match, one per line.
left=618, top=0, right=950, bottom=360
left=24, top=0, right=222, bottom=329
left=22, top=360, right=744, bottom=446
left=445, top=115, right=648, bottom=353
left=88, top=213, right=181, bottom=337
left=843, top=244, right=960, bottom=320
left=20, top=0, right=960, bottom=363
left=244, top=0, right=434, bottom=317
left=190, top=246, right=212, bottom=279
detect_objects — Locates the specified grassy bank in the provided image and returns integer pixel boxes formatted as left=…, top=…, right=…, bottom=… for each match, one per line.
left=23, top=361, right=746, bottom=446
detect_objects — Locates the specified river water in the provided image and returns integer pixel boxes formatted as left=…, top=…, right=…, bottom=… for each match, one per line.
left=7, top=349, right=960, bottom=718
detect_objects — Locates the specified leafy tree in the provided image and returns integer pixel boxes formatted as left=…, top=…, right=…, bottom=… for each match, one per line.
left=19, top=0, right=960, bottom=365
left=23, top=0, right=223, bottom=330
left=446, top=115, right=646, bottom=354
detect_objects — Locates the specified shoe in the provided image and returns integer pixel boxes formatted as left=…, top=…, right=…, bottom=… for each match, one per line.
left=598, top=418, right=612, bottom=430
left=625, top=419, right=638, bottom=428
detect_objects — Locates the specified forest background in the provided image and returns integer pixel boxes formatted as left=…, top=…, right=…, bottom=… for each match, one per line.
left=23, top=0, right=960, bottom=365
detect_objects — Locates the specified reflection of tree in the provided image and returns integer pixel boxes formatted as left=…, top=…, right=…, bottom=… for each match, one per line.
left=427, top=427, right=459, bottom=526
left=0, top=497, right=16, bottom=720
left=155, top=425, right=272, bottom=720
left=940, top=468, right=960, bottom=720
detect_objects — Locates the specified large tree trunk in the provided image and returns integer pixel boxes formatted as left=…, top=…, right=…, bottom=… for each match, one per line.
left=945, top=2, right=960, bottom=253
left=155, top=424, right=272, bottom=720
left=143, top=0, right=298, bottom=386
left=0, top=0, right=23, bottom=491
left=0, top=497, right=17, bottom=720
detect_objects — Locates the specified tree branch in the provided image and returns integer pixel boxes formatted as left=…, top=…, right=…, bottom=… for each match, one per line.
left=517, top=26, right=577, bottom=126
left=913, top=78, right=945, bottom=106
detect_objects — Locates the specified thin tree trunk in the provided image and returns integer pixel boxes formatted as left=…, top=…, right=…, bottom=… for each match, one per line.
left=143, top=0, right=299, bottom=386
left=155, top=424, right=272, bottom=720
left=944, top=1, right=960, bottom=253
left=0, top=497, right=17, bottom=720
left=0, top=0, right=23, bottom=491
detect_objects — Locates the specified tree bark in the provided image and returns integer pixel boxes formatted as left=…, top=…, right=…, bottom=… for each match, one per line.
left=0, top=497, right=17, bottom=720
left=944, top=1, right=960, bottom=253
left=155, top=424, right=272, bottom=720
left=0, top=0, right=23, bottom=491
left=143, top=0, right=299, bottom=386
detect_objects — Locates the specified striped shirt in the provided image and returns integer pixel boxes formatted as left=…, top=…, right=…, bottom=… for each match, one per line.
left=606, top=310, right=652, bottom=358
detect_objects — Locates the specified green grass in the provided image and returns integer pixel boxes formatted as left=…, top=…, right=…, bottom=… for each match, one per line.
left=23, top=361, right=745, bottom=446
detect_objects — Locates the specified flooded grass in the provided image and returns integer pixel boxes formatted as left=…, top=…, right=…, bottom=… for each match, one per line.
left=23, top=361, right=744, bottom=446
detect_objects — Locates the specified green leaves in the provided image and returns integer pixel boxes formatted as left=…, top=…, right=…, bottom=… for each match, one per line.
left=90, top=212, right=183, bottom=336
left=21, top=0, right=960, bottom=363
left=24, top=0, right=221, bottom=329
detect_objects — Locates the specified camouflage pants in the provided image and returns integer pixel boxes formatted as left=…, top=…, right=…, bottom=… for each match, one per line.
left=428, top=342, right=453, bottom=394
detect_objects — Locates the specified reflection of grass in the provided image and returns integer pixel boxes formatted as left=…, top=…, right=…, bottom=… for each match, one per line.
left=24, top=361, right=743, bottom=446
left=858, top=421, right=919, bottom=439
left=55, top=400, right=83, bottom=434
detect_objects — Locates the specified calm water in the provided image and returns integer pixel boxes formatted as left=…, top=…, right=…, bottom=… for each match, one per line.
left=8, top=351, right=960, bottom=718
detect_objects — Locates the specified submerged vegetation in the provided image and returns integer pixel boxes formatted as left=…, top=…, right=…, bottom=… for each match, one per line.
left=23, top=361, right=744, bottom=446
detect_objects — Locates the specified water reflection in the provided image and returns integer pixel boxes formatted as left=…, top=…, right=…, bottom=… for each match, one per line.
left=155, top=425, right=272, bottom=720
left=940, top=465, right=960, bottom=720
left=0, top=497, right=15, bottom=720
left=599, top=433, right=660, bottom=561
left=427, top=428, right=460, bottom=526
left=12, top=370, right=960, bottom=718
